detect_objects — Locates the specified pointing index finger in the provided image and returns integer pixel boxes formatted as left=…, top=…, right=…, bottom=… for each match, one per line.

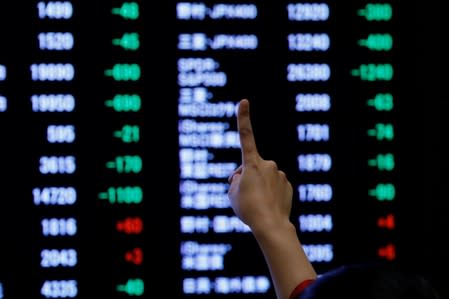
left=237, top=99, right=259, bottom=165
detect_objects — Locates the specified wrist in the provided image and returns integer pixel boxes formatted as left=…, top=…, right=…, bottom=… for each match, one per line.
left=251, top=219, right=297, bottom=244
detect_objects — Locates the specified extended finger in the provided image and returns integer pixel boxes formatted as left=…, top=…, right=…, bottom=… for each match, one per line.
left=237, top=99, right=259, bottom=165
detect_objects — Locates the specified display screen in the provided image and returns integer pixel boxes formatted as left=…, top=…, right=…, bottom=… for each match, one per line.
left=0, top=1, right=447, bottom=298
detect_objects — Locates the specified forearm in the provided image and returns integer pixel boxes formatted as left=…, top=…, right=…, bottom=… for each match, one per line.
left=252, top=221, right=317, bottom=299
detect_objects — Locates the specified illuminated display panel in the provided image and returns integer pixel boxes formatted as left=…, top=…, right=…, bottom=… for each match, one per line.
left=174, top=2, right=403, bottom=296
left=0, top=1, right=447, bottom=299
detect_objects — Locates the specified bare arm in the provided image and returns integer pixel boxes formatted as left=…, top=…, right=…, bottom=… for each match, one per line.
left=228, top=99, right=317, bottom=299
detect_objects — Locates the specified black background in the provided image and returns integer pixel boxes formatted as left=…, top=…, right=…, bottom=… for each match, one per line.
left=0, top=1, right=448, bottom=298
